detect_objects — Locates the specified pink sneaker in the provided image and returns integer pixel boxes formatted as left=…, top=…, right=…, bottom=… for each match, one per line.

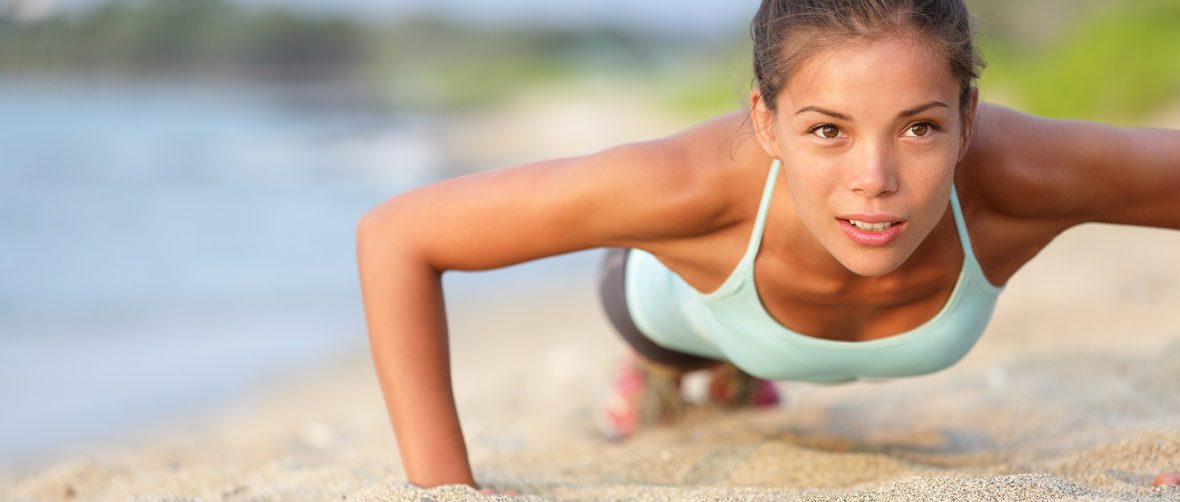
left=707, top=363, right=781, bottom=409
left=595, top=356, right=686, bottom=441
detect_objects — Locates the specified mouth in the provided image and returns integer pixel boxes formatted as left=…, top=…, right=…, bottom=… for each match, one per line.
left=843, top=219, right=900, bottom=232
left=836, top=216, right=907, bottom=246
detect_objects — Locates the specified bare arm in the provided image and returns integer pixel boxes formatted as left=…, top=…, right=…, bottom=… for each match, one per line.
left=974, top=104, right=1180, bottom=231
left=354, top=116, right=747, bottom=487
left=971, top=107, right=1180, bottom=489
left=355, top=241, right=470, bottom=486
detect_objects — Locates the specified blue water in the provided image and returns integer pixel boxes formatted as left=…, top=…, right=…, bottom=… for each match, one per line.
left=0, top=77, right=599, bottom=469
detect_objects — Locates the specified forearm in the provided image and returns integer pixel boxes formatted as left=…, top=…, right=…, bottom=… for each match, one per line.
left=356, top=216, right=475, bottom=488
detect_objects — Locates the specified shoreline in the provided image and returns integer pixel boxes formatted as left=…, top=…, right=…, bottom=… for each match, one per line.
left=4, top=78, right=1179, bottom=500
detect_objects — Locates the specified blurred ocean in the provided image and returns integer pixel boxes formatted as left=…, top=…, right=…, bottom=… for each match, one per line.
left=0, top=77, right=600, bottom=469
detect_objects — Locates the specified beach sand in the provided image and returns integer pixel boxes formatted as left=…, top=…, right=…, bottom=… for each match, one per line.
left=5, top=90, right=1180, bottom=501
left=4, top=223, right=1180, bottom=501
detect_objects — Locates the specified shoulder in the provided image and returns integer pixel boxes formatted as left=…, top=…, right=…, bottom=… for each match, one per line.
left=359, top=110, right=767, bottom=272
left=598, top=109, right=771, bottom=243
left=961, top=102, right=1074, bottom=225
left=957, top=101, right=1180, bottom=284
left=963, top=102, right=1180, bottom=229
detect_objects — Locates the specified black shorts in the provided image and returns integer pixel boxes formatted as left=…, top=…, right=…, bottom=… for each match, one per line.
left=597, top=247, right=725, bottom=371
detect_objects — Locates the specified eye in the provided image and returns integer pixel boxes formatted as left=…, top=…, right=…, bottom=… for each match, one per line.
left=806, top=124, right=845, bottom=140
left=903, top=121, right=942, bottom=138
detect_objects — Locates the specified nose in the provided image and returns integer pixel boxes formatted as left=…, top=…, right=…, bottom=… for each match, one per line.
left=845, top=141, right=899, bottom=198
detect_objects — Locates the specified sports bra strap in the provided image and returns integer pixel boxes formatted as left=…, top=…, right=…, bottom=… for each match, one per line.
left=744, top=158, right=781, bottom=260
left=948, top=184, right=977, bottom=261
left=744, top=159, right=977, bottom=272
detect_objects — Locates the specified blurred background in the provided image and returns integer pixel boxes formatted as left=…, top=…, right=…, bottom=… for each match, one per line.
left=1, top=0, right=1177, bottom=473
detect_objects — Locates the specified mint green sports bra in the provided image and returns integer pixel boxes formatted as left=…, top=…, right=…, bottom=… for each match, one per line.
left=624, top=159, right=1005, bottom=384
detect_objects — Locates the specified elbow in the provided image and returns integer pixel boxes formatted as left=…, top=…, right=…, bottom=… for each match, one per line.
left=355, top=204, right=437, bottom=273
left=355, top=208, right=388, bottom=244
left=355, top=209, right=390, bottom=255
left=355, top=205, right=409, bottom=265
left=356, top=196, right=411, bottom=247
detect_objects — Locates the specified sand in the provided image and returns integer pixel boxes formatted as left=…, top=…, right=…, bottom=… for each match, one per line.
left=4, top=89, right=1180, bottom=501
left=3, top=223, right=1179, bottom=501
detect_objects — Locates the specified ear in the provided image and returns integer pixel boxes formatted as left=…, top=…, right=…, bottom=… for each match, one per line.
left=957, top=87, right=979, bottom=163
left=749, top=87, right=783, bottom=159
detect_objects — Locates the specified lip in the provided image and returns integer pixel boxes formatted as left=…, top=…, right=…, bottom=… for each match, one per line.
left=836, top=213, right=905, bottom=224
left=837, top=217, right=906, bottom=246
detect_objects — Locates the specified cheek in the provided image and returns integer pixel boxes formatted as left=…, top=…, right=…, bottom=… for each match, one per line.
left=786, top=166, right=842, bottom=215
left=784, top=178, right=838, bottom=236
left=783, top=159, right=842, bottom=199
left=899, top=148, right=958, bottom=193
left=908, top=184, right=955, bottom=236
left=907, top=162, right=954, bottom=191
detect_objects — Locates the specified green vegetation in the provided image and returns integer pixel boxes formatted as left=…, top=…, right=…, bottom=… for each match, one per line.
left=1, top=0, right=1177, bottom=122
left=0, top=0, right=690, bottom=111
left=367, top=18, right=670, bottom=109
left=979, top=1, right=1180, bottom=123
left=646, top=40, right=755, bottom=118
left=0, top=0, right=368, bottom=76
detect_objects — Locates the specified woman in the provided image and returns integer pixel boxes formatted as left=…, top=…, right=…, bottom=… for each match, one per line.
left=356, top=0, right=1180, bottom=492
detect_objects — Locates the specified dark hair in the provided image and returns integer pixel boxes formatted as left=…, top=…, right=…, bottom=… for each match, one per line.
left=750, top=0, right=987, bottom=117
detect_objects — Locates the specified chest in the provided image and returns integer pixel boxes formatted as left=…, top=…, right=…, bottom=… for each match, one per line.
left=650, top=199, right=977, bottom=343
left=656, top=233, right=967, bottom=342
left=751, top=241, right=964, bottom=341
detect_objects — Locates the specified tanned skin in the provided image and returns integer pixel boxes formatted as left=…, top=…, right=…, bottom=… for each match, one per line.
left=356, top=37, right=1180, bottom=491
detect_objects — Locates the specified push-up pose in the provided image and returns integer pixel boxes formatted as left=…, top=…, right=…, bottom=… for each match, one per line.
left=356, top=0, right=1180, bottom=492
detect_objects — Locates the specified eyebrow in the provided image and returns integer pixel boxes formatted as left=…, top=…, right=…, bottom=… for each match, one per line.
left=794, top=100, right=949, bottom=121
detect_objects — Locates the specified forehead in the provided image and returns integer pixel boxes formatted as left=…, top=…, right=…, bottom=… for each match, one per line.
left=779, top=35, right=958, bottom=116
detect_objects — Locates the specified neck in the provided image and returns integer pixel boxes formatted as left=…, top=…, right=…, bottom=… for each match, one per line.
left=766, top=199, right=957, bottom=298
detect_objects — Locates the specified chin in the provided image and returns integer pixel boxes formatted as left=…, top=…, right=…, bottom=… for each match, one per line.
left=838, top=256, right=904, bottom=277
left=832, top=246, right=911, bottom=277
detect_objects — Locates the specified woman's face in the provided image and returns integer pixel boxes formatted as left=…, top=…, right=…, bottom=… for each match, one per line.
left=751, top=34, right=977, bottom=277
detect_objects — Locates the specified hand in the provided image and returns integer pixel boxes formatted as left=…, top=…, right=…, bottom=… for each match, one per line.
left=1153, top=471, right=1180, bottom=487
